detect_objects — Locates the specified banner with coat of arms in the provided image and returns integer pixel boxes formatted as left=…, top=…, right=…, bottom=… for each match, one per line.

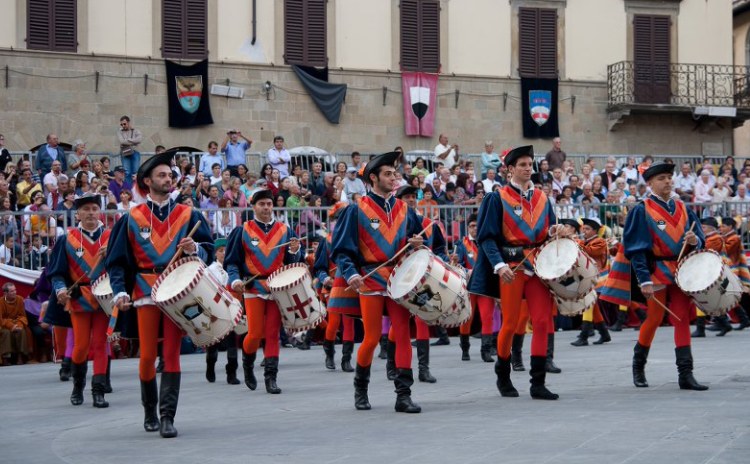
left=402, top=72, right=438, bottom=137
left=521, top=77, right=559, bottom=139
left=165, top=59, right=214, bottom=128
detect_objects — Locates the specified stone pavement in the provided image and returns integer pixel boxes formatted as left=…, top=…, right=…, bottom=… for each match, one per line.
left=2, top=329, right=749, bottom=464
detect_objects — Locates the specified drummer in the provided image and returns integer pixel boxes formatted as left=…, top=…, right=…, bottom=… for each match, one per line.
left=468, top=145, right=570, bottom=400
left=720, top=217, right=750, bottom=330
left=623, top=162, right=707, bottom=391
left=225, top=189, right=303, bottom=395
left=393, top=184, right=448, bottom=384
left=46, top=194, right=111, bottom=408
left=331, top=151, right=425, bottom=413
left=313, top=202, right=356, bottom=372
left=692, top=217, right=732, bottom=337
left=569, top=218, right=612, bottom=347
left=105, top=152, right=214, bottom=438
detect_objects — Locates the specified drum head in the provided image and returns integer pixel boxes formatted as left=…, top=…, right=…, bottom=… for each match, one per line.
left=389, top=249, right=432, bottom=299
left=677, top=252, right=722, bottom=293
left=92, top=276, right=112, bottom=297
left=153, top=259, right=203, bottom=301
left=535, top=238, right=578, bottom=280
left=268, top=265, right=308, bottom=290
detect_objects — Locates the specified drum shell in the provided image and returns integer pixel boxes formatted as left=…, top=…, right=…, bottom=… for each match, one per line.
left=91, top=273, right=115, bottom=317
left=151, top=257, right=244, bottom=348
left=267, top=263, right=327, bottom=333
left=676, top=250, right=742, bottom=317
left=553, top=289, right=598, bottom=317
left=535, top=238, right=599, bottom=300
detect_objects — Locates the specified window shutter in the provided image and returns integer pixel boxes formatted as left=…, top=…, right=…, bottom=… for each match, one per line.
left=185, top=0, right=207, bottom=59
left=518, top=8, right=537, bottom=77
left=633, top=15, right=671, bottom=103
left=284, top=0, right=304, bottom=64
left=284, top=0, right=327, bottom=66
left=163, top=0, right=207, bottom=59
left=538, top=9, right=557, bottom=78
left=400, top=0, right=440, bottom=72
left=28, top=0, right=52, bottom=51
left=28, top=0, right=77, bottom=52
left=519, top=7, right=557, bottom=78
left=52, top=0, right=76, bottom=52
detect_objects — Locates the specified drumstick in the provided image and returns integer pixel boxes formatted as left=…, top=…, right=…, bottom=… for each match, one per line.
left=676, top=222, right=696, bottom=263
left=165, top=222, right=202, bottom=270
left=648, top=295, right=681, bottom=322
left=271, top=236, right=307, bottom=250
left=345, top=221, right=434, bottom=292
left=511, top=249, right=537, bottom=273
left=242, top=273, right=262, bottom=287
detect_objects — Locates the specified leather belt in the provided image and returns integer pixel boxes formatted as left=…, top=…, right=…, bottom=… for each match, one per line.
left=137, top=267, right=166, bottom=274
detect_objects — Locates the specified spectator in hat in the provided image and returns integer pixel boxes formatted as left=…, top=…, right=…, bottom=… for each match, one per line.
left=108, top=166, right=132, bottom=201
left=342, top=167, right=366, bottom=203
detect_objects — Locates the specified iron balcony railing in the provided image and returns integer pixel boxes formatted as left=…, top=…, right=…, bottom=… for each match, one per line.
left=607, top=61, right=750, bottom=109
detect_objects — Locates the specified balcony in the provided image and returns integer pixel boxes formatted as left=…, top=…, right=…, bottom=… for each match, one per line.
left=606, top=60, right=750, bottom=129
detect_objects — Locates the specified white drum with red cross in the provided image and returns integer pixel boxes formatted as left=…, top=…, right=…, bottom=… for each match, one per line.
left=267, top=263, right=327, bottom=333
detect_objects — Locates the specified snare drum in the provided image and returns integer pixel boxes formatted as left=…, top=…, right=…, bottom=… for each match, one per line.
left=535, top=237, right=599, bottom=300
left=152, top=257, right=244, bottom=348
left=553, top=289, right=598, bottom=317
left=676, top=250, right=742, bottom=317
left=387, top=247, right=468, bottom=326
left=91, top=274, right=115, bottom=317
left=267, top=263, right=327, bottom=333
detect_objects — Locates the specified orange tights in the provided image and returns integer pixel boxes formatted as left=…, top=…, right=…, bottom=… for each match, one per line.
left=242, top=297, right=281, bottom=357
left=138, top=305, right=182, bottom=381
left=460, top=295, right=496, bottom=336
left=70, top=311, right=109, bottom=374
left=497, top=272, right=553, bottom=359
left=637, top=285, right=692, bottom=348
left=357, top=295, right=412, bottom=369
left=325, top=312, right=355, bottom=342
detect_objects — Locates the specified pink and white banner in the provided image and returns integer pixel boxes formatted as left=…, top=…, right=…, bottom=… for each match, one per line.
left=402, top=72, right=438, bottom=137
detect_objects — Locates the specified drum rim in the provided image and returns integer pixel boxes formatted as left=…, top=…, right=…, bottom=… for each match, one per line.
left=151, top=256, right=206, bottom=305
left=534, top=237, right=580, bottom=281
left=91, top=272, right=113, bottom=298
left=267, top=262, right=310, bottom=292
left=387, top=247, right=435, bottom=299
left=675, top=249, right=724, bottom=295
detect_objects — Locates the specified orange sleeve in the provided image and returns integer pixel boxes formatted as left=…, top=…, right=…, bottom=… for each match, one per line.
left=725, top=236, right=742, bottom=260
left=581, top=238, right=608, bottom=269
left=705, top=235, right=724, bottom=254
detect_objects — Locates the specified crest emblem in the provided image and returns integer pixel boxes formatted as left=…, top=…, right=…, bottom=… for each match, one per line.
left=176, top=75, right=203, bottom=114
left=75, top=249, right=84, bottom=258
left=657, top=220, right=666, bottom=231
left=370, top=218, right=381, bottom=230
left=468, top=252, right=474, bottom=259
left=139, top=227, right=151, bottom=240
left=409, top=86, right=430, bottom=120
left=529, top=90, right=552, bottom=127
left=513, top=205, right=523, bottom=216
left=250, top=237, right=260, bottom=247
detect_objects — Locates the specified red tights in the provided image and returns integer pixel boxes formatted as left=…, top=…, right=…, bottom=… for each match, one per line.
left=357, top=295, right=412, bottom=369
left=70, top=310, right=109, bottom=374
left=497, top=273, right=553, bottom=358
left=137, top=305, right=182, bottom=381
left=637, top=284, right=692, bottom=348
left=324, top=312, right=355, bottom=342
left=242, top=297, right=281, bottom=357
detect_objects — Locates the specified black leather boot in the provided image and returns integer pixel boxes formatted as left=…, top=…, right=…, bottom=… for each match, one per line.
left=592, top=322, right=611, bottom=345
left=377, top=335, right=388, bottom=359
left=675, top=346, right=708, bottom=391
left=385, top=340, right=397, bottom=381
left=715, top=315, right=733, bottom=337
left=156, top=343, right=164, bottom=373
left=481, top=334, right=495, bottom=363
left=545, top=333, right=561, bottom=373
left=571, top=321, right=592, bottom=346
left=737, top=308, right=750, bottom=331
left=296, top=330, right=313, bottom=350
left=264, top=356, right=281, bottom=394
left=459, top=335, right=471, bottom=361
left=104, top=358, right=113, bottom=393
left=416, top=340, right=436, bottom=383
left=430, top=327, right=450, bottom=346
left=632, top=342, right=649, bottom=388
left=494, top=357, right=519, bottom=397
left=70, top=362, right=87, bottom=406
left=141, top=378, right=159, bottom=432
left=323, top=340, right=336, bottom=370
left=491, top=332, right=498, bottom=356
left=205, top=346, right=218, bottom=383
left=511, top=334, right=525, bottom=371
left=353, top=364, right=371, bottom=410
left=159, top=372, right=180, bottom=438
left=609, top=310, right=627, bottom=332
left=691, top=316, right=706, bottom=338
left=394, top=369, right=421, bottom=413
left=226, top=356, right=241, bottom=385
left=242, top=352, right=257, bottom=390
left=59, top=356, right=71, bottom=381
left=91, top=374, right=109, bottom=408
left=341, top=341, right=354, bottom=372
left=529, top=355, right=559, bottom=400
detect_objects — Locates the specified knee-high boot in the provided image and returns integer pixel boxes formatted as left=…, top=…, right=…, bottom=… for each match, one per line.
left=511, top=334, right=525, bottom=370
left=59, top=356, right=72, bottom=381
left=91, top=374, right=109, bottom=408
left=264, top=356, right=281, bottom=394
left=691, top=316, right=706, bottom=338
left=592, top=322, right=611, bottom=345
left=242, top=352, right=257, bottom=390
left=340, top=341, right=354, bottom=372
left=481, top=334, right=495, bottom=363
left=205, top=346, right=218, bottom=383
left=676, top=346, right=708, bottom=391
left=416, top=340, right=436, bottom=383
left=353, top=364, right=371, bottom=410
left=226, top=354, right=240, bottom=385
left=394, top=369, right=421, bottom=413
left=529, top=356, right=559, bottom=400
left=385, top=340, right=397, bottom=381
left=158, top=372, right=180, bottom=438
left=632, top=342, right=649, bottom=388
left=141, top=378, right=159, bottom=432
left=323, top=340, right=336, bottom=370
left=494, top=357, right=518, bottom=397
left=377, top=335, right=388, bottom=359
left=609, top=310, right=627, bottom=332
left=571, top=321, right=592, bottom=346
left=545, top=333, right=561, bottom=373
left=70, top=362, right=87, bottom=406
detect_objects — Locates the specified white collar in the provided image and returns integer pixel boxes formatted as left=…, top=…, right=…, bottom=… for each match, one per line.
left=255, top=216, right=276, bottom=226
left=510, top=179, right=533, bottom=195
left=146, top=194, right=171, bottom=208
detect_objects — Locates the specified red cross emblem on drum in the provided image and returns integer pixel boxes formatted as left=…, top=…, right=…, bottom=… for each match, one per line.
left=286, top=293, right=312, bottom=319
left=213, top=286, right=232, bottom=308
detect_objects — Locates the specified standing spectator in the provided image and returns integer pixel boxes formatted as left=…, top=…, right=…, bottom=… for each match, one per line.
left=108, top=166, right=132, bottom=201
left=67, top=139, right=88, bottom=174
left=673, top=162, right=697, bottom=202
left=0, top=134, right=11, bottom=173
left=42, top=160, right=63, bottom=194
left=199, top=141, right=225, bottom=177
left=309, top=161, right=326, bottom=197
left=480, top=141, right=501, bottom=178
left=342, top=167, right=366, bottom=202
left=0, top=283, right=30, bottom=365
left=544, top=137, right=566, bottom=170
left=266, top=135, right=290, bottom=178
left=221, top=129, right=253, bottom=177
left=709, top=176, right=731, bottom=214
left=351, top=151, right=363, bottom=170
left=16, top=168, right=42, bottom=209
left=481, top=168, right=502, bottom=193
left=117, top=116, right=143, bottom=177
left=434, top=133, right=459, bottom=169
left=531, top=159, right=553, bottom=185
left=36, top=134, right=67, bottom=182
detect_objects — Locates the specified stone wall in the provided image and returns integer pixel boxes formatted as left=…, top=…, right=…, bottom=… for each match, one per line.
left=0, top=50, right=734, bottom=165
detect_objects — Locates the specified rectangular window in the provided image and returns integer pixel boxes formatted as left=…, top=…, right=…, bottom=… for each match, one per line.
left=633, top=14, right=671, bottom=104
left=162, top=0, right=208, bottom=59
left=284, top=0, right=327, bottom=67
left=400, top=0, right=440, bottom=73
left=518, top=7, right=557, bottom=78
left=27, top=0, right=77, bottom=52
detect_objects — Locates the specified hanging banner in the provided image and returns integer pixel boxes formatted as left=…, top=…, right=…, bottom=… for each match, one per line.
left=521, top=77, right=560, bottom=139
left=165, top=59, right=214, bottom=128
left=291, top=65, right=347, bottom=124
left=402, top=72, right=438, bottom=137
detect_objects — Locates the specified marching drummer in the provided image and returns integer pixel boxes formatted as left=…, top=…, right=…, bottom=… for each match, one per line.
left=331, top=151, right=425, bottom=413
left=719, top=217, right=750, bottom=330
left=569, top=218, right=612, bottom=347
left=46, top=194, right=112, bottom=408
left=623, top=162, right=707, bottom=391
left=467, top=145, right=569, bottom=400
left=692, top=217, right=732, bottom=337
left=393, top=184, right=448, bottom=384
left=105, top=152, right=214, bottom=438
left=225, top=189, right=303, bottom=395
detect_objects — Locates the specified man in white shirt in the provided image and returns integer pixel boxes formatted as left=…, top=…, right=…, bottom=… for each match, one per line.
left=673, top=162, right=697, bottom=202
left=433, top=134, right=459, bottom=169
left=481, top=169, right=502, bottom=193
left=267, top=136, right=291, bottom=178
left=43, top=160, right=63, bottom=194
left=728, top=183, right=750, bottom=222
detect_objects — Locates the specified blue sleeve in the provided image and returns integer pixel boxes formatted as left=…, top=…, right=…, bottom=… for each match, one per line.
left=331, top=205, right=360, bottom=282
left=284, top=227, right=304, bottom=265
left=687, top=207, right=705, bottom=251
left=431, top=223, right=449, bottom=261
left=453, top=241, right=467, bottom=267
left=46, top=236, right=69, bottom=293
left=476, top=192, right=505, bottom=269
left=406, top=208, right=423, bottom=237
left=312, top=240, right=330, bottom=282
left=189, top=210, right=214, bottom=264
left=104, top=214, right=134, bottom=296
left=224, top=227, right=244, bottom=283
left=622, top=204, right=652, bottom=285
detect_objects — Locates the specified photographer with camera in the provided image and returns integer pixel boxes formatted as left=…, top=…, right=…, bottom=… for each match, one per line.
left=221, top=129, right=252, bottom=178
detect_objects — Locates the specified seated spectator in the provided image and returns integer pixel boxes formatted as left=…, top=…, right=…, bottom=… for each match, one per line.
left=267, top=168, right=281, bottom=197
left=24, top=282, right=51, bottom=363
left=57, top=191, right=77, bottom=227
left=216, top=168, right=232, bottom=196
left=213, top=198, right=238, bottom=238
left=223, top=177, right=248, bottom=209
left=322, top=173, right=341, bottom=206
left=67, top=139, right=88, bottom=174
left=709, top=176, right=732, bottom=214
left=16, top=168, right=42, bottom=209
left=673, top=162, right=696, bottom=202
left=531, top=159, right=553, bottom=185
left=200, top=185, right=221, bottom=223
left=0, top=197, right=19, bottom=242
left=418, top=187, right=439, bottom=218
left=637, top=155, right=653, bottom=176
left=74, top=171, right=90, bottom=196
left=411, top=157, right=430, bottom=179
left=576, top=184, right=601, bottom=205
left=555, top=195, right=577, bottom=219
left=342, top=167, right=366, bottom=202
left=0, top=235, right=17, bottom=265
left=108, top=166, right=132, bottom=201
left=209, top=163, right=223, bottom=185
left=621, top=157, right=639, bottom=184
left=278, top=177, right=293, bottom=202
left=481, top=168, right=502, bottom=193
left=0, top=283, right=31, bottom=365
left=274, top=195, right=289, bottom=226
left=27, top=234, right=50, bottom=271
left=694, top=169, right=714, bottom=204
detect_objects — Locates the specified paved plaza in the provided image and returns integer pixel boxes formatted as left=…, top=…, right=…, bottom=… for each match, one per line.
left=2, top=329, right=749, bottom=464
